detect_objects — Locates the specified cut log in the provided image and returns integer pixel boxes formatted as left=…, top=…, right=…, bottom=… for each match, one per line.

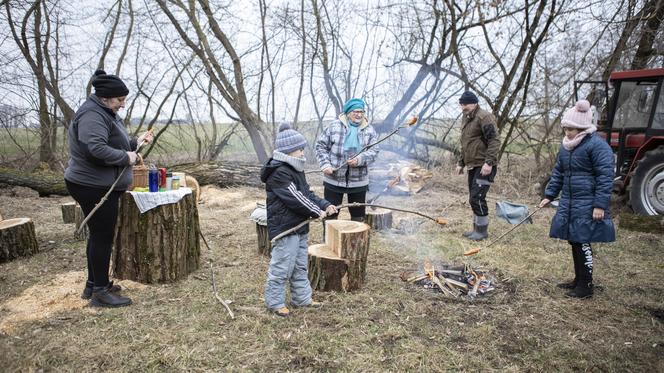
left=112, top=191, right=200, bottom=283
left=61, top=202, right=77, bottom=224
left=366, top=208, right=393, bottom=230
left=0, top=167, right=68, bottom=196
left=170, top=162, right=262, bottom=188
left=0, top=218, right=39, bottom=263
left=308, top=244, right=353, bottom=291
left=73, top=205, right=88, bottom=241
left=308, top=220, right=370, bottom=292
left=256, top=223, right=272, bottom=256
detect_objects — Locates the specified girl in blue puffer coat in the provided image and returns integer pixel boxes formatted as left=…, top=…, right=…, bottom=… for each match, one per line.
left=539, top=100, right=616, bottom=299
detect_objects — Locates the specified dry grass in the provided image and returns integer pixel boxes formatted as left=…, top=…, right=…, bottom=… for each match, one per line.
left=0, top=169, right=663, bottom=372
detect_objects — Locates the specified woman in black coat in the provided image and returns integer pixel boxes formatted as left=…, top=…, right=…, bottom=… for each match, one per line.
left=540, top=100, right=615, bottom=299
left=65, top=70, right=152, bottom=307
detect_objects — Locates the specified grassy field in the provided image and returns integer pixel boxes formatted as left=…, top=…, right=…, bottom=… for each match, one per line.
left=0, top=168, right=662, bottom=371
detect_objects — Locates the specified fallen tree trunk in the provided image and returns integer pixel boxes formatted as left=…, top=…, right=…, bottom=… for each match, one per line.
left=169, top=162, right=263, bottom=188
left=0, top=167, right=68, bottom=197
left=0, top=162, right=265, bottom=195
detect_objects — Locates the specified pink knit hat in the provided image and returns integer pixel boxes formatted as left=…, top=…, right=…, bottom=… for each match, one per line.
left=561, top=100, right=594, bottom=129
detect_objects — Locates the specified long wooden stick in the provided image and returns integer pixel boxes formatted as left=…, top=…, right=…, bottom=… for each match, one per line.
left=305, top=117, right=417, bottom=174
left=75, top=132, right=152, bottom=235
left=199, top=231, right=235, bottom=319
left=270, top=202, right=446, bottom=243
left=463, top=205, right=543, bottom=256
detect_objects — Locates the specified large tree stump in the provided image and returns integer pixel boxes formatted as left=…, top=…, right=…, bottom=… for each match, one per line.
left=308, top=220, right=370, bottom=292
left=366, top=208, right=393, bottom=230
left=112, top=191, right=201, bottom=283
left=256, top=223, right=272, bottom=256
left=0, top=218, right=39, bottom=263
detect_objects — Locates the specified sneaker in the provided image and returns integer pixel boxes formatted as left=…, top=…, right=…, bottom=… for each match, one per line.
left=90, top=287, right=132, bottom=308
left=271, top=307, right=290, bottom=317
left=81, top=280, right=122, bottom=300
left=292, top=300, right=323, bottom=309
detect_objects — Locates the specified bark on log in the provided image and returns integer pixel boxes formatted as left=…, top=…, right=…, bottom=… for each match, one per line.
left=308, top=244, right=352, bottom=291
left=0, top=167, right=68, bottom=196
left=0, top=218, right=39, bottom=263
left=256, top=223, right=272, bottom=256
left=112, top=192, right=201, bottom=283
left=308, top=220, right=370, bottom=292
left=170, top=162, right=263, bottom=188
left=61, top=202, right=77, bottom=224
left=366, top=208, right=393, bottom=230
left=74, top=205, right=88, bottom=241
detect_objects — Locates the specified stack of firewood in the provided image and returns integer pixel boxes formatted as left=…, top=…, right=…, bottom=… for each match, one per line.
left=400, top=261, right=495, bottom=298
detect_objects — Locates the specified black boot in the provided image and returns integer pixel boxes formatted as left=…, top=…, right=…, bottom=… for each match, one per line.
left=566, top=243, right=593, bottom=299
left=81, top=280, right=122, bottom=300
left=557, top=247, right=580, bottom=289
left=467, top=223, right=488, bottom=241
left=90, top=287, right=132, bottom=307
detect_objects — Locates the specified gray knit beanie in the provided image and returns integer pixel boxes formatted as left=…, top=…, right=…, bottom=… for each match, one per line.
left=275, top=122, right=307, bottom=154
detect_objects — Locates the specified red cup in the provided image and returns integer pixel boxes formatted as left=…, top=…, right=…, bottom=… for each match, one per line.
left=159, top=168, right=167, bottom=187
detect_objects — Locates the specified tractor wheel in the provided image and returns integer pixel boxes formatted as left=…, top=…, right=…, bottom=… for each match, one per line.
left=629, top=146, right=664, bottom=215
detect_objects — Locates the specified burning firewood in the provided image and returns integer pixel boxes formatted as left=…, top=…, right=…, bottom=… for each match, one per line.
left=401, top=261, right=495, bottom=298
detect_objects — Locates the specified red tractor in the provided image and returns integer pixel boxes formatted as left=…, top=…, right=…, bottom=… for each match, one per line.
left=576, top=68, right=664, bottom=215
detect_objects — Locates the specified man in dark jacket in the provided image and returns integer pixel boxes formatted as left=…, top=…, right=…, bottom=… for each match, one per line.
left=261, top=123, right=337, bottom=317
left=455, top=91, right=501, bottom=241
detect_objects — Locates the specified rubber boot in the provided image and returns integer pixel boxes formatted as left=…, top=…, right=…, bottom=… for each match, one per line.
left=463, top=216, right=477, bottom=238
left=566, top=244, right=593, bottom=298
left=557, top=246, right=580, bottom=289
left=81, top=280, right=122, bottom=300
left=467, top=215, right=488, bottom=241
left=90, top=287, right=132, bottom=308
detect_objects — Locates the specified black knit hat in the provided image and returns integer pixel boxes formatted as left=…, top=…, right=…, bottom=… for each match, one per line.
left=459, top=91, right=479, bottom=105
left=92, top=69, right=129, bottom=98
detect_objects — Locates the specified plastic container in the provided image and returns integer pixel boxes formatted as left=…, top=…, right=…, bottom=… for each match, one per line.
left=148, top=166, right=159, bottom=192
left=166, top=172, right=173, bottom=190
left=172, top=176, right=180, bottom=190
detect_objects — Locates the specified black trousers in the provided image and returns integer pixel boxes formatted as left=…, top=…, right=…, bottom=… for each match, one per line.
left=570, top=242, right=593, bottom=285
left=323, top=186, right=367, bottom=220
left=467, top=166, right=497, bottom=217
left=66, top=180, right=123, bottom=288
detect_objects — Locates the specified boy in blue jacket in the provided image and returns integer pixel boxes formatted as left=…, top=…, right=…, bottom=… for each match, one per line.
left=261, top=123, right=337, bottom=316
left=539, top=100, right=615, bottom=298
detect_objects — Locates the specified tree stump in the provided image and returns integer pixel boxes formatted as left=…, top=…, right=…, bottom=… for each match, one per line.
left=112, top=191, right=201, bottom=283
left=366, top=208, right=393, bottom=230
left=308, top=220, right=370, bottom=292
left=256, top=223, right=272, bottom=256
left=0, top=218, right=39, bottom=263
left=61, top=202, right=77, bottom=223
left=73, top=205, right=88, bottom=241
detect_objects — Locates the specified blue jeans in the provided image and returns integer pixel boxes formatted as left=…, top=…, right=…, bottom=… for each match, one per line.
left=264, top=233, right=313, bottom=310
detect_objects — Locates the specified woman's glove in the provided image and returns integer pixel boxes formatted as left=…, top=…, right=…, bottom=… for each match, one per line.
left=126, top=151, right=138, bottom=165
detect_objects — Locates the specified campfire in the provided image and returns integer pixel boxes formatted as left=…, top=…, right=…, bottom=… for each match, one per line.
left=400, top=260, right=495, bottom=298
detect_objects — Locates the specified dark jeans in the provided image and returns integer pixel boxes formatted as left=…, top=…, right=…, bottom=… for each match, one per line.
left=323, top=186, right=367, bottom=220
left=467, top=166, right=497, bottom=217
left=65, top=180, right=123, bottom=288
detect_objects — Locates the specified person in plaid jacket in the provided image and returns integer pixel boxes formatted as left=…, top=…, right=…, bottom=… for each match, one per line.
left=315, top=98, right=378, bottom=222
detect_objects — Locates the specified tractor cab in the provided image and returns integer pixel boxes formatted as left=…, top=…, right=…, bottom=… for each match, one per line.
left=575, top=68, right=664, bottom=215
